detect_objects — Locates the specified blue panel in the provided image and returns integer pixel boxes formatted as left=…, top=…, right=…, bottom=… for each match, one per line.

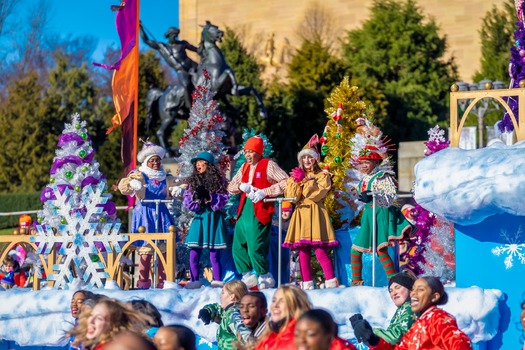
left=456, top=213, right=525, bottom=350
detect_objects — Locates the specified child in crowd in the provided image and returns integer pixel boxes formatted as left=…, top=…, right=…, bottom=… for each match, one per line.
left=283, top=135, right=338, bottom=290
left=350, top=272, right=416, bottom=346
left=128, top=300, right=164, bottom=339
left=154, top=325, right=197, bottom=350
left=0, top=254, right=27, bottom=288
left=197, top=280, right=251, bottom=350
left=183, top=151, right=231, bottom=289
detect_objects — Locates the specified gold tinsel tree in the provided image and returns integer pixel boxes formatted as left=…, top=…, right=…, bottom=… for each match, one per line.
left=320, top=77, right=366, bottom=229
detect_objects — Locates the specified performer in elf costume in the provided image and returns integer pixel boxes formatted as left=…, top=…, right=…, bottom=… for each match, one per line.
left=350, top=143, right=414, bottom=286
left=227, top=136, right=288, bottom=290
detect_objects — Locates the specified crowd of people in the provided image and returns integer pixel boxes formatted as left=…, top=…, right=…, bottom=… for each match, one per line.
left=66, top=275, right=472, bottom=350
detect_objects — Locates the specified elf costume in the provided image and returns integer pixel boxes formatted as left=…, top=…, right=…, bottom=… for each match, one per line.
left=227, top=136, right=288, bottom=289
left=350, top=145, right=413, bottom=285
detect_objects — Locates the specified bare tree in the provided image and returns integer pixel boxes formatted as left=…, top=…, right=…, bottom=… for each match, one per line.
left=0, top=0, right=22, bottom=38
left=296, top=1, right=339, bottom=50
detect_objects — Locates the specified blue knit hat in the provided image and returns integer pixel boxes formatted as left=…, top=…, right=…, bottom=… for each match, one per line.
left=191, top=151, right=215, bottom=165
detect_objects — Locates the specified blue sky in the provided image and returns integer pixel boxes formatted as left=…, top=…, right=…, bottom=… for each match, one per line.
left=7, top=0, right=179, bottom=61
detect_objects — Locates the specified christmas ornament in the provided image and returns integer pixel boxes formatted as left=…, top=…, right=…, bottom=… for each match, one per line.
left=65, top=171, right=73, bottom=179
left=79, top=150, right=87, bottom=158
left=81, top=165, right=88, bottom=172
left=334, top=156, right=341, bottom=164
left=50, top=178, right=55, bottom=183
left=100, top=217, right=106, bottom=223
left=80, top=132, right=88, bottom=140
left=75, top=124, right=81, bottom=130
left=75, top=186, right=81, bottom=192
left=60, top=217, right=67, bottom=224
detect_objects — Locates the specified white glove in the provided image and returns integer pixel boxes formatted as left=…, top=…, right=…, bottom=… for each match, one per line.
left=170, top=186, right=184, bottom=197
left=251, top=189, right=266, bottom=203
left=129, top=179, right=143, bottom=191
left=239, top=182, right=252, bottom=193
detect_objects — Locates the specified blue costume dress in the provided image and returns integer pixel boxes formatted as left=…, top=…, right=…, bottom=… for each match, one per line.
left=131, top=173, right=174, bottom=240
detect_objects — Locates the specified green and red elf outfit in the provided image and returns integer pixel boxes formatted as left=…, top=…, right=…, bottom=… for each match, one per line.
left=350, top=145, right=413, bottom=285
left=227, top=136, right=288, bottom=290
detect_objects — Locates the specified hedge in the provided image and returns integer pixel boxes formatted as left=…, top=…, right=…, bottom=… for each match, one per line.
left=0, top=192, right=41, bottom=229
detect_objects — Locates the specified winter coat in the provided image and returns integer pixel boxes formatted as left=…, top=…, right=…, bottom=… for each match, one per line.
left=373, top=301, right=415, bottom=344
left=283, top=170, right=338, bottom=248
left=255, top=318, right=296, bottom=350
left=331, top=337, right=357, bottom=350
left=203, top=303, right=251, bottom=350
left=375, top=306, right=472, bottom=350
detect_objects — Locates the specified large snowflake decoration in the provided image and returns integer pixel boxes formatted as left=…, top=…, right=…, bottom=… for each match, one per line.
left=491, top=226, right=525, bottom=269
left=32, top=183, right=127, bottom=289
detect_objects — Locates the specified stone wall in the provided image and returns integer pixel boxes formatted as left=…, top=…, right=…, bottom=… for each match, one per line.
left=180, top=0, right=504, bottom=82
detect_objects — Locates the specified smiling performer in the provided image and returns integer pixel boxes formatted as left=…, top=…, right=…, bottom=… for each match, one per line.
left=183, top=151, right=231, bottom=289
left=282, top=135, right=339, bottom=290
left=227, top=136, right=288, bottom=290
left=118, top=141, right=182, bottom=289
left=350, top=144, right=414, bottom=286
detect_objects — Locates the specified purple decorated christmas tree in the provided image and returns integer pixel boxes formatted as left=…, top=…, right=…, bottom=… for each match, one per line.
left=37, top=113, right=117, bottom=229
left=500, top=0, right=525, bottom=132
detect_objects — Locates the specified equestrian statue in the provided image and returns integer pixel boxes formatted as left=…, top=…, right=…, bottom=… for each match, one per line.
left=141, top=21, right=267, bottom=157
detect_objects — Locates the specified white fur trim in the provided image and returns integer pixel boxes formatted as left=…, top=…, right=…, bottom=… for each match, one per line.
left=137, top=144, right=166, bottom=163
left=298, top=148, right=319, bottom=162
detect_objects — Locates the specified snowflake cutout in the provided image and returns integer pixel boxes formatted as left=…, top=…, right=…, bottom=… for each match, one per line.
left=491, top=227, right=525, bottom=269
left=32, top=183, right=127, bottom=289
left=427, top=125, right=446, bottom=143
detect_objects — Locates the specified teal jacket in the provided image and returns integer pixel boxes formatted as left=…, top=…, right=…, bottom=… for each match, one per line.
left=373, top=301, right=415, bottom=345
left=203, top=303, right=252, bottom=350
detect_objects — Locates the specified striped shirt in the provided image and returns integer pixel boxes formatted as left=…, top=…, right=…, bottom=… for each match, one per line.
left=228, top=159, right=288, bottom=197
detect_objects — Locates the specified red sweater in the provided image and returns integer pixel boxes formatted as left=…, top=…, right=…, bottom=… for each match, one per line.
left=375, top=306, right=472, bottom=350
left=255, top=318, right=296, bottom=350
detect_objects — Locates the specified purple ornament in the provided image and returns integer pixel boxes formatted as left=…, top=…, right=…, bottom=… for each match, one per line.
left=520, top=49, right=525, bottom=57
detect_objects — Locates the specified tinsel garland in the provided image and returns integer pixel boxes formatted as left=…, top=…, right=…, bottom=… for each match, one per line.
left=401, top=126, right=449, bottom=276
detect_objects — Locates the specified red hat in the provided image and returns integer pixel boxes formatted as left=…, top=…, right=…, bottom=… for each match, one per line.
left=244, top=136, right=264, bottom=155
left=357, top=145, right=383, bottom=162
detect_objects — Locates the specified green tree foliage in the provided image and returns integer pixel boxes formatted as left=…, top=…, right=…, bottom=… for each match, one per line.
left=342, top=0, right=458, bottom=143
left=269, top=38, right=346, bottom=170
left=473, top=0, right=515, bottom=84
left=219, top=27, right=266, bottom=137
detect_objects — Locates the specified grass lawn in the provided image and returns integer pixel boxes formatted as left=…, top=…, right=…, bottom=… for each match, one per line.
left=0, top=227, right=15, bottom=235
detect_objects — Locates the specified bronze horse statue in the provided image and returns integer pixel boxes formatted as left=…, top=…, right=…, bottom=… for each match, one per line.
left=145, top=21, right=267, bottom=156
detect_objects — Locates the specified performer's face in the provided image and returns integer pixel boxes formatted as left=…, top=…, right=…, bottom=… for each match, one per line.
left=410, top=278, right=440, bottom=314
left=195, top=160, right=208, bottom=174
left=357, top=160, right=378, bottom=175
left=244, top=150, right=262, bottom=165
left=301, top=155, right=316, bottom=170
left=294, top=317, right=333, bottom=350
left=239, top=295, right=267, bottom=329
left=147, top=156, right=162, bottom=171
left=86, top=303, right=111, bottom=340
left=389, top=282, right=410, bottom=307
left=270, top=289, right=287, bottom=322
left=71, top=291, right=87, bottom=319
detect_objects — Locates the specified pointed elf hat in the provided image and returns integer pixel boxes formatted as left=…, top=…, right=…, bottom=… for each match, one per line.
left=137, top=141, right=166, bottom=164
left=298, top=134, right=320, bottom=162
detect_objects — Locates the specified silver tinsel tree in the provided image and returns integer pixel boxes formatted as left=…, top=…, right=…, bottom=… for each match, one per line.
left=173, top=71, right=230, bottom=236
left=418, top=218, right=456, bottom=283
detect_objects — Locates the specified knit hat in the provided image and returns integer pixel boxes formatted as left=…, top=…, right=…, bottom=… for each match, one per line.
left=388, top=272, right=416, bottom=291
left=297, top=135, right=320, bottom=163
left=1, top=271, right=15, bottom=287
left=191, top=151, right=215, bottom=165
left=137, top=141, right=166, bottom=164
left=244, top=136, right=264, bottom=155
left=19, top=214, right=32, bottom=228
left=282, top=201, right=294, bottom=212
left=356, top=145, right=383, bottom=162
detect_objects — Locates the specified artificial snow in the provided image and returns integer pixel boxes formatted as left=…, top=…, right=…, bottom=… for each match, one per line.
left=0, top=285, right=503, bottom=347
left=414, top=140, right=525, bottom=225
